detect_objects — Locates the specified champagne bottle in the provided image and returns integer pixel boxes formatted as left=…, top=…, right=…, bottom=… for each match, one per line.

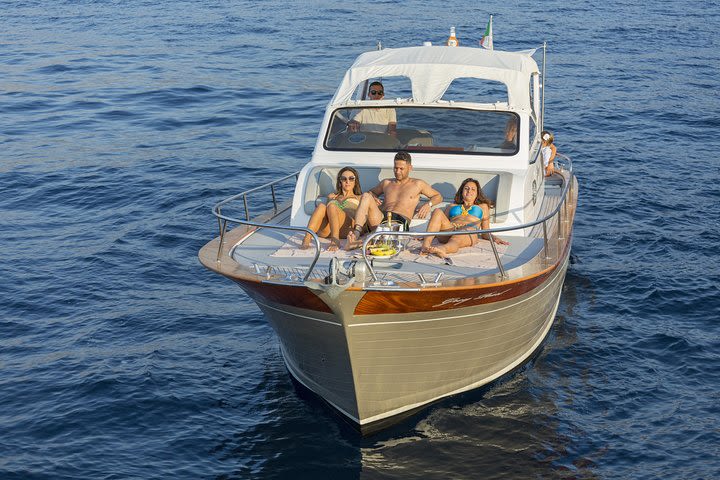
left=447, top=27, right=458, bottom=47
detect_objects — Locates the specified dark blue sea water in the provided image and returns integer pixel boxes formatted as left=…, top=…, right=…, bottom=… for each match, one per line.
left=2, top=1, right=719, bottom=478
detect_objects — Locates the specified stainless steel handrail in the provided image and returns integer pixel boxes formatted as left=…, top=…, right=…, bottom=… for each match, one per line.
left=211, top=171, right=325, bottom=282
left=210, top=154, right=574, bottom=286
left=529, top=140, right=543, bottom=165
left=214, top=171, right=300, bottom=213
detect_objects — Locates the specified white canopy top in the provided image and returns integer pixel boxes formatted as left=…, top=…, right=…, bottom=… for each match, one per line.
left=330, top=46, right=539, bottom=110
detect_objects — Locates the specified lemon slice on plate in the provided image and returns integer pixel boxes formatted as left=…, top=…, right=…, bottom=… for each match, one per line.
left=368, top=245, right=397, bottom=257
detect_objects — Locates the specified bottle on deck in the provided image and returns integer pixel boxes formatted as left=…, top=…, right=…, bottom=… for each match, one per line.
left=447, top=26, right=459, bottom=47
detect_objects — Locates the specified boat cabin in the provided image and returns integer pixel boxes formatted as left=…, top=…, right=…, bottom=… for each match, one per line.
left=290, top=46, right=547, bottom=235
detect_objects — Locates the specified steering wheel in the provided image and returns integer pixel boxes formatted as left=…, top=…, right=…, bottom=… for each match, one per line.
left=328, top=131, right=401, bottom=149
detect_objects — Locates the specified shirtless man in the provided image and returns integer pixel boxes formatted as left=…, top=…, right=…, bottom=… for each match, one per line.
left=345, top=151, right=442, bottom=250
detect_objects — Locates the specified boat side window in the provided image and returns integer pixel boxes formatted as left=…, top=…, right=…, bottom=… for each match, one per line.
left=443, top=77, right=509, bottom=104
left=352, top=76, right=412, bottom=101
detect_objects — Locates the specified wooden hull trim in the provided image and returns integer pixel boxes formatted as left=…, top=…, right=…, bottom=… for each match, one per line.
left=233, top=278, right=333, bottom=314
left=349, top=265, right=562, bottom=328
left=228, top=260, right=561, bottom=317
left=354, top=267, right=554, bottom=315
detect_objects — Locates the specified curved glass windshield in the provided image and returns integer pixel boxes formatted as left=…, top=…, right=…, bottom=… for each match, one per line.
left=325, top=106, right=519, bottom=155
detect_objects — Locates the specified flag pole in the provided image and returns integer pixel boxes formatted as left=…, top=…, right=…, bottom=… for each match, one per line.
left=480, top=15, right=493, bottom=50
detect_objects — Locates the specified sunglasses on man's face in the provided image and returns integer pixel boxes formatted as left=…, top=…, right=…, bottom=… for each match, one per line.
left=369, top=90, right=384, bottom=95
left=340, top=176, right=356, bottom=181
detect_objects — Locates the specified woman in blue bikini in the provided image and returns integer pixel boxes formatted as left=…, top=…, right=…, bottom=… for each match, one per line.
left=301, top=167, right=362, bottom=251
left=421, top=178, right=509, bottom=258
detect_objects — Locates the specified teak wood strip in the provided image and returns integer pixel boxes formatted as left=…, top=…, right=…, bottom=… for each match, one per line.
left=234, top=279, right=333, bottom=313
left=354, top=268, right=554, bottom=315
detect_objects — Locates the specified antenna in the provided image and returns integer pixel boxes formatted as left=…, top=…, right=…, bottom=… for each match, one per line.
left=540, top=41, right=546, bottom=134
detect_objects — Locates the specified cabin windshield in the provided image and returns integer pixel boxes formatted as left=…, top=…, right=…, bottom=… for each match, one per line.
left=324, top=107, right=519, bottom=155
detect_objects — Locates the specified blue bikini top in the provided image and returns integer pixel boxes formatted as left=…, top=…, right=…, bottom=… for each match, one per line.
left=448, top=204, right=483, bottom=219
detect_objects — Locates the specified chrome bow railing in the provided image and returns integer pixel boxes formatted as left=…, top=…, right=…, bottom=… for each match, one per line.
left=212, top=171, right=324, bottom=281
left=210, top=154, right=574, bottom=285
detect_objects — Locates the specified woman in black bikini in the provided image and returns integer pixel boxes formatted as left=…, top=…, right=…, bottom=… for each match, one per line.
left=301, top=167, right=362, bottom=251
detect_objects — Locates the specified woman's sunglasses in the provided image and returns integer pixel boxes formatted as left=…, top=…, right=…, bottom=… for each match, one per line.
left=340, top=176, right=356, bottom=181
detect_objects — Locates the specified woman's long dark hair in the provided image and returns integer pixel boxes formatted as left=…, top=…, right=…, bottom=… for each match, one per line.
left=335, top=167, right=362, bottom=196
left=453, top=178, right=493, bottom=206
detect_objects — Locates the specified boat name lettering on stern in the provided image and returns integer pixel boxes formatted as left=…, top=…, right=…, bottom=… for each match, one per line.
left=432, top=289, right=511, bottom=308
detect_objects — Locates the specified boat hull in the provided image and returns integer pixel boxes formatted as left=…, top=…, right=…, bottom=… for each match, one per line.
left=233, top=253, right=570, bottom=430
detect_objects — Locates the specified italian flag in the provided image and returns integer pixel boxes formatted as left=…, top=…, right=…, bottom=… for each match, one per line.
left=480, top=15, right=494, bottom=50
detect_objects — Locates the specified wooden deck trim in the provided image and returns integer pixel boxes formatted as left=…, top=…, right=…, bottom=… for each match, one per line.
left=353, top=267, right=555, bottom=314
left=234, top=279, right=333, bottom=313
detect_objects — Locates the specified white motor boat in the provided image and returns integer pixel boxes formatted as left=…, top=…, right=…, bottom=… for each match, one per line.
left=199, top=42, right=578, bottom=433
